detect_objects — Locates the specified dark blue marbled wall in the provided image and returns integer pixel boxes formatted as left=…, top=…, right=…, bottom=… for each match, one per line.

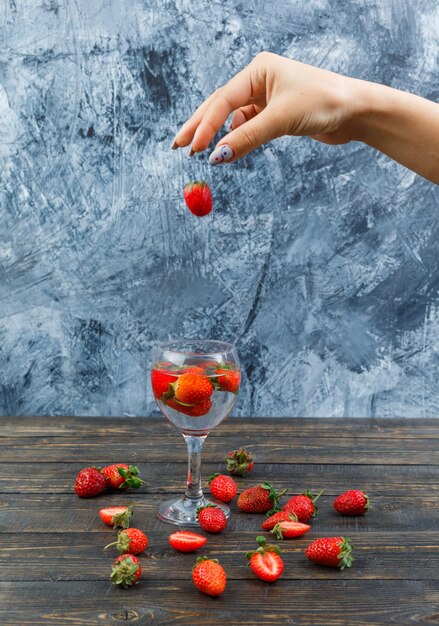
left=1, top=0, right=439, bottom=417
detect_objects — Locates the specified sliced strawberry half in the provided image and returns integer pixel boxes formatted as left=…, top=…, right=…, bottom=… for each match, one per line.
left=168, top=531, right=207, bottom=552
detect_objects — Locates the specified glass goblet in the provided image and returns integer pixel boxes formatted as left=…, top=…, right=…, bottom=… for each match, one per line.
left=151, top=339, right=240, bottom=526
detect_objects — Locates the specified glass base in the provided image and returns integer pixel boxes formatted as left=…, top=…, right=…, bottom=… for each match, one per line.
left=157, top=495, right=230, bottom=526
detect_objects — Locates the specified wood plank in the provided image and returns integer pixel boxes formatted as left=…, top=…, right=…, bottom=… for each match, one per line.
left=1, top=462, right=438, bottom=496
left=2, top=415, right=439, bottom=439
left=1, top=434, right=438, bottom=464
left=1, top=494, right=438, bottom=533
left=0, top=580, right=438, bottom=625
left=1, top=530, right=438, bottom=581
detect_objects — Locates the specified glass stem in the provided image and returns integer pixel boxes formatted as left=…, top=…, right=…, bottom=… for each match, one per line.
left=183, top=434, right=206, bottom=500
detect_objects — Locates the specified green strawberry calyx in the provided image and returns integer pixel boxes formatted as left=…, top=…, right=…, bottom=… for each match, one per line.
left=110, top=555, right=139, bottom=588
left=117, top=465, right=144, bottom=489
left=110, top=505, right=134, bottom=529
left=261, top=482, right=288, bottom=516
left=192, top=556, right=218, bottom=571
left=105, top=530, right=132, bottom=554
left=338, top=537, right=354, bottom=570
left=302, top=488, right=325, bottom=517
left=245, top=535, right=281, bottom=562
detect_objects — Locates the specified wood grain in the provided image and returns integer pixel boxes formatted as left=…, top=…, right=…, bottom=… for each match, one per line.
left=1, top=416, right=439, bottom=625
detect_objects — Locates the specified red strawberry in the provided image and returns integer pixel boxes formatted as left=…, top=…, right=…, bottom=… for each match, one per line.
left=305, top=537, right=354, bottom=570
left=169, top=531, right=207, bottom=553
left=282, top=489, right=324, bottom=522
left=261, top=511, right=296, bottom=531
left=208, top=474, right=237, bottom=503
left=184, top=181, right=213, bottom=217
left=271, top=519, right=311, bottom=539
left=151, top=369, right=178, bottom=399
left=246, top=536, right=284, bottom=583
left=173, top=372, right=213, bottom=405
left=225, top=448, right=254, bottom=476
left=166, top=397, right=212, bottom=417
left=334, top=490, right=369, bottom=516
left=197, top=505, right=227, bottom=533
left=215, top=368, right=241, bottom=393
left=181, top=366, right=205, bottom=375
left=74, top=467, right=107, bottom=498
left=106, top=528, right=148, bottom=555
left=99, top=505, right=134, bottom=529
left=192, top=557, right=226, bottom=596
left=237, top=482, right=287, bottom=514
left=111, top=554, right=141, bottom=588
left=100, top=464, right=144, bottom=490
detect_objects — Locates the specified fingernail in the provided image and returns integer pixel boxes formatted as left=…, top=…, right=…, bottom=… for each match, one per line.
left=188, top=147, right=195, bottom=157
left=171, top=137, right=179, bottom=150
left=208, top=144, right=234, bottom=165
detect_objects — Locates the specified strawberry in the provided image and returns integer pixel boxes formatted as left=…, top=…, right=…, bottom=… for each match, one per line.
left=99, top=505, right=134, bottom=529
left=181, top=366, right=205, bottom=375
left=245, top=536, right=284, bottom=583
left=282, top=489, right=324, bottom=522
left=334, top=490, right=369, bottom=516
left=305, top=537, right=354, bottom=570
left=184, top=181, right=213, bottom=217
left=196, top=505, right=227, bottom=533
left=225, top=448, right=254, bottom=476
left=215, top=368, right=240, bottom=393
left=106, top=528, right=148, bottom=555
left=169, top=531, right=207, bottom=553
left=111, top=554, right=141, bottom=588
left=166, top=397, right=212, bottom=417
left=74, top=467, right=107, bottom=498
left=192, top=557, right=226, bottom=596
left=100, top=464, right=144, bottom=490
left=151, top=369, right=178, bottom=399
left=261, top=511, right=296, bottom=531
left=271, top=519, right=311, bottom=539
left=173, top=372, right=213, bottom=405
left=237, top=482, right=287, bottom=515
left=208, top=474, right=237, bottom=503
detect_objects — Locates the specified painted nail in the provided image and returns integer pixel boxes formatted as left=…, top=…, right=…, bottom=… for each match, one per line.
left=208, top=144, right=234, bottom=165
left=171, top=137, right=179, bottom=150
left=188, top=147, right=195, bottom=157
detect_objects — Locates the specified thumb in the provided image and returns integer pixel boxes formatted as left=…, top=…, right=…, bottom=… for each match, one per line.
left=208, top=106, right=283, bottom=165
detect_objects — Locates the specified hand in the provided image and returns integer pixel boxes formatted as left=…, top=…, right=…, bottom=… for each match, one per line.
left=172, top=51, right=363, bottom=164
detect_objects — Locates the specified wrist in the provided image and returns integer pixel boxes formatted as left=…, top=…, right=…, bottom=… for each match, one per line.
left=347, top=79, right=395, bottom=144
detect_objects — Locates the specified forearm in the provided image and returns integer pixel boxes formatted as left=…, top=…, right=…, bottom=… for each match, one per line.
left=351, top=80, right=439, bottom=184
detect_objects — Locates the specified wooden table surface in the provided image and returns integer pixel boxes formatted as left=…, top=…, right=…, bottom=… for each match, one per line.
left=1, top=416, right=439, bottom=625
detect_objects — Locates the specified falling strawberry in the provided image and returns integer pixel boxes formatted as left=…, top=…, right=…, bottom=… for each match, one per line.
left=225, top=448, right=254, bottom=476
left=101, top=464, right=144, bottom=490
left=111, top=554, right=142, bottom=588
left=99, top=505, right=134, bottom=529
left=215, top=368, right=241, bottom=393
left=196, top=505, right=227, bottom=533
left=246, top=536, right=284, bottom=583
left=271, top=519, right=311, bottom=539
left=238, top=482, right=287, bottom=515
left=305, top=537, right=354, bottom=570
left=192, top=557, right=226, bottom=596
left=168, top=531, right=207, bottom=553
left=105, top=528, right=148, bottom=555
left=261, top=511, right=296, bottom=531
left=173, top=372, right=213, bottom=405
left=184, top=181, right=213, bottom=217
left=151, top=369, right=178, bottom=399
left=334, top=490, right=369, bottom=516
left=166, top=397, right=212, bottom=417
left=74, top=467, right=107, bottom=498
left=208, top=474, right=237, bottom=503
left=282, top=489, right=324, bottom=522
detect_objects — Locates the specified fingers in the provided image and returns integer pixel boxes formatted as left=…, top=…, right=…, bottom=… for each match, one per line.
left=230, top=104, right=261, bottom=130
left=208, top=105, right=283, bottom=164
left=173, top=66, right=255, bottom=152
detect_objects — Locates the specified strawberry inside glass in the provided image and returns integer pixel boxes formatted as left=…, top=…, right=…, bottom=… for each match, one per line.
left=151, top=340, right=240, bottom=526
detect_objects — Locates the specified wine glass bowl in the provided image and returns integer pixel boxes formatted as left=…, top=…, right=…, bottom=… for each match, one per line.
left=151, top=339, right=240, bottom=526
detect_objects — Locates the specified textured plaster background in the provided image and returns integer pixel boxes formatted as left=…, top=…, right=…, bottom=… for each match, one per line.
left=1, top=0, right=439, bottom=417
